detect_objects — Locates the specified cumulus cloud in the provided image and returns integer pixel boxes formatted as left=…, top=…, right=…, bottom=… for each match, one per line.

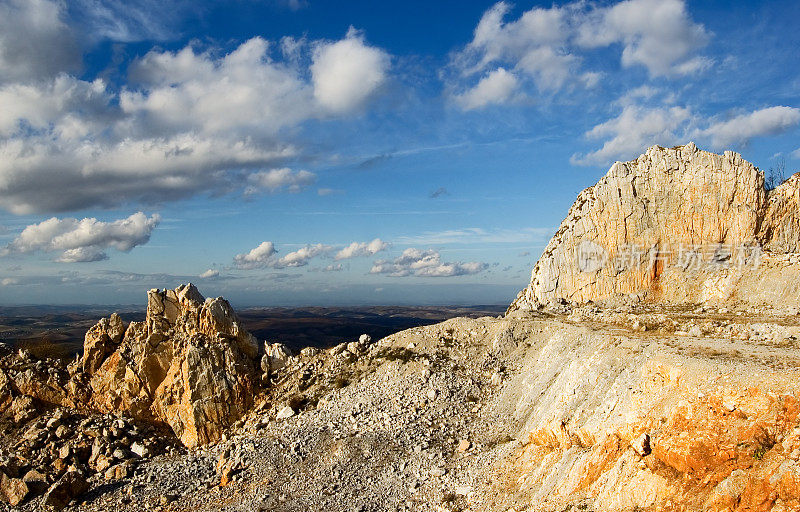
left=576, top=0, right=710, bottom=77
left=321, top=263, right=344, bottom=272
left=370, top=248, right=488, bottom=277
left=199, top=269, right=219, bottom=279
left=233, top=241, right=334, bottom=269
left=448, top=0, right=709, bottom=108
left=275, top=244, right=334, bottom=268
left=2, top=212, right=160, bottom=262
left=452, top=2, right=578, bottom=95
left=123, top=38, right=315, bottom=137
left=335, top=238, right=389, bottom=260
left=311, top=27, right=390, bottom=114
left=0, top=18, right=391, bottom=214
left=0, top=0, right=80, bottom=84
left=455, top=67, right=519, bottom=110
left=0, top=75, right=115, bottom=138
left=234, top=241, right=277, bottom=269
left=57, top=247, right=109, bottom=263
left=571, top=105, right=692, bottom=165
left=695, top=107, right=800, bottom=149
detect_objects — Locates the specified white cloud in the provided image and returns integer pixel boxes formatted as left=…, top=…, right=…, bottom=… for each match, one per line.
left=448, top=0, right=710, bottom=107
left=0, top=75, right=113, bottom=138
left=571, top=105, right=692, bottom=165
left=335, top=238, right=390, bottom=260
left=455, top=68, right=519, bottom=110
left=199, top=269, right=219, bottom=279
left=573, top=103, right=800, bottom=166
left=234, top=241, right=277, bottom=270
left=792, top=148, right=800, bottom=160
left=0, top=131, right=296, bottom=214
left=2, top=212, right=160, bottom=262
left=311, top=27, right=390, bottom=114
left=0, top=26, right=391, bottom=214
left=695, top=106, right=800, bottom=149
left=123, top=38, right=318, bottom=137
left=576, top=0, right=709, bottom=77
left=0, top=0, right=80, bottom=84
left=275, top=244, right=334, bottom=268
left=233, top=241, right=334, bottom=269
left=57, top=247, right=109, bottom=263
left=370, top=248, right=488, bottom=277
left=245, top=168, right=316, bottom=195
left=321, top=263, right=343, bottom=272
left=453, top=2, right=577, bottom=94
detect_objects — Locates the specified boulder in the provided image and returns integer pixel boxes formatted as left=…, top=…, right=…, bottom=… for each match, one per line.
left=82, top=313, right=125, bottom=375
left=42, top=471, right=88, bottom=510
left=10, top=395, right=36, bottom=423
left=0, top=472, right=29, bottom=506
left=82, top=284, right=259, bottom=447
left=21, top=469, right=47, bottom=495
left=263, top=343, right=292, bottom=374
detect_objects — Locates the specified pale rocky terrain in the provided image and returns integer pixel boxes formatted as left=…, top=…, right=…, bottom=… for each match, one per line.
left=2, top=144, right=800, bottom=511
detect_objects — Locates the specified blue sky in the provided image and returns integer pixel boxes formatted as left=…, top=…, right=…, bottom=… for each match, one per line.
left=0, top=0, right=799, bottom=306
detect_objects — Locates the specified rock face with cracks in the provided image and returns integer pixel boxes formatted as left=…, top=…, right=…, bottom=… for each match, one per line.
left=509, top=143, right=800, bottom=311
left=84, top=284, right=259, bottom=447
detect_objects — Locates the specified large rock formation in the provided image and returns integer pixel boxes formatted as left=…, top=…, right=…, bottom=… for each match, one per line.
left=83, top=284, right=259, bottom=447
left=759, top=172, right=800, bottom=253
left=510, top=143, right=800, bottom=311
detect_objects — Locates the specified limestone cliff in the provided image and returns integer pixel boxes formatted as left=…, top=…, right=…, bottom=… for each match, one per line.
left=83, top=284, right=259, bottom=447
left=509, top=143, right=800, bottom=311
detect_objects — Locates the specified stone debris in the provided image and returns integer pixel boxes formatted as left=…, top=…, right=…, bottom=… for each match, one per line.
left=276, top=406, right=295, bottom=420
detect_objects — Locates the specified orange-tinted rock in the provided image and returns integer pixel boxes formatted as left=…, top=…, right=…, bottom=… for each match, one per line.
left=83, top=284, right=258, bottom=447
left=82, top=313, right=125, bottom=375
left=759, top=172, right=800, bottom=254
left=0, top=472, right=29, bottom=506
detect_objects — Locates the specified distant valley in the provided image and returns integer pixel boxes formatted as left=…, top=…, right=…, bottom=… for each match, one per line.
left=0, top=304, right=507, bottom=358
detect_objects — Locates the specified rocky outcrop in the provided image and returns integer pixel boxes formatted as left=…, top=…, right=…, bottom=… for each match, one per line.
left=509, top=144, right=800, bottom=311
left=759, top=172, right=800, bottom=253
left=84, top=284, right=259, bottom=447
left=82, top=313, right=125, bottom=375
